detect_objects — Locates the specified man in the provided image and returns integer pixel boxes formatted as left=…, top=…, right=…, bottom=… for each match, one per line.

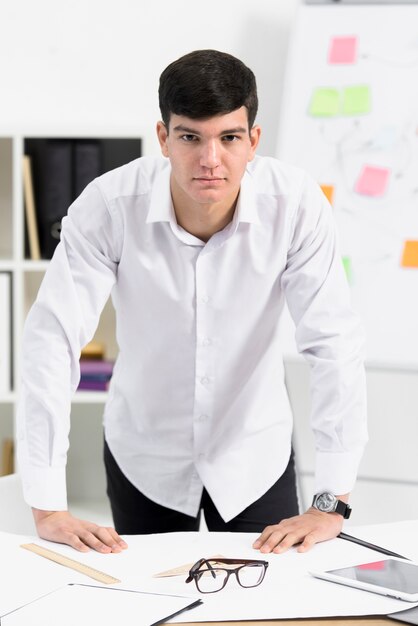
left=17, top=50, right=367, bottom=555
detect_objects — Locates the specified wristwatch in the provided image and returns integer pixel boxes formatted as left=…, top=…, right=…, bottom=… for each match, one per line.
left=312, top=492, right=352, bottom=519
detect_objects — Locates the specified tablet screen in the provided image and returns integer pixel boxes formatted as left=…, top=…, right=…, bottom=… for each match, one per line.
left=327, top=559, right=418, bottom=595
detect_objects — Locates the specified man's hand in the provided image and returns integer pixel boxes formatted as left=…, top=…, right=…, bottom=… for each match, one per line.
left=32, top=509, right=128, bottom=554
left=252, top=508, right=344, bottom=554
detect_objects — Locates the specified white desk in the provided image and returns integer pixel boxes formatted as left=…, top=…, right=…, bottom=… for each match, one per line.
left=1, top=521, right=417, bottom=624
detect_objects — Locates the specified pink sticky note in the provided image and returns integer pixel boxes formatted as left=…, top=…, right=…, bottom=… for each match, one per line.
left=355, top=165, right=390, bottom=197
left=328, top=36, right=358, bottom=64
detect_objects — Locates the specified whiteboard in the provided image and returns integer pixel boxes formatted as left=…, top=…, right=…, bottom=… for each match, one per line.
left=277, top=1, right=418, bottom=369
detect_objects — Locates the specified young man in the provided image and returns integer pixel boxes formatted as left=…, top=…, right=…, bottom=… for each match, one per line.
left=17, top=50, right=367, bottom=555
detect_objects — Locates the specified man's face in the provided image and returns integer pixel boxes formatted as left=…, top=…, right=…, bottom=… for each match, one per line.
left=156, top=107, right=260, bottom=212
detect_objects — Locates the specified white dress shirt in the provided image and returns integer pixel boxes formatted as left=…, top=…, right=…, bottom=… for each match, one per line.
left=17, top=155, right=367, bottom=521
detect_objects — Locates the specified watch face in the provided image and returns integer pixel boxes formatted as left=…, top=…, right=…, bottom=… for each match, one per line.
left=316, top=493, right=336, bottom=512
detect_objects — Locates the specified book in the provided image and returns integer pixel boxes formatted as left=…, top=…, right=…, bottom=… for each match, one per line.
left=74, top=140, right=101, bottom=198
left=22, top=155, right=41, bottom=260
left=77, top=380, right=109, bottom=391
left=80, top=340, right=105, bottom=360
left=0, top=273, right=12, bottom=394
left=77, top=359, right=114, bottom=392
left=79, top=360, right=114, bottom=377
left=1, top=438, right=14, bottom=476
left=36, top=140, right=73, bottom=259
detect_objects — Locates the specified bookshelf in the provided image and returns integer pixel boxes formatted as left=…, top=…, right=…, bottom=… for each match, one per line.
left=0, top=131, right=142, bottom=522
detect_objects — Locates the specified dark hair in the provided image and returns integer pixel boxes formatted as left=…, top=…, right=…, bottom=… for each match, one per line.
left=158, top=49, right=258, bottom=131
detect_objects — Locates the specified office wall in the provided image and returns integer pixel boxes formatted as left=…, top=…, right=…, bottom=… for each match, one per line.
left=2, top=0, right=417, bottom=524
left=0, top=0, right=297, bottom=156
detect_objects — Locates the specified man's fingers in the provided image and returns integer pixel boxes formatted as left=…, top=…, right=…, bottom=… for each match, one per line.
left=297, top=531, right=320, bottom=553
left=34, top=510, right=128, bottom=554
left=66, top=532, right=92, bottom=552
left=104, top=526, right=128, bottom=550
left=253, top=523, right=285, bottom=549
left=85, top=526, right=127, bottom=553
left=253, top=511, right=345, bottom=555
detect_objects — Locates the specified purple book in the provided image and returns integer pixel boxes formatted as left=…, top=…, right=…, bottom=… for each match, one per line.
left=79, top=360, right=114, bottom=377
left=77, top=379, right=109, bottom=391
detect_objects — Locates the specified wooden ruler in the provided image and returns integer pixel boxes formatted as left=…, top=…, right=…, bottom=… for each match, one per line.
left=21, top=543, right=121, bottom=585
left=153, top=554, right=225, bottom=578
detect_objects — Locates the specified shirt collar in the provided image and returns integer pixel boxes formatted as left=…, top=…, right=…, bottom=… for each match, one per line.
left=146, top=163, right=172, bottom=224
left=234, top=167, right=260, bottom=225
left=145, top=162, right=260, bottom=227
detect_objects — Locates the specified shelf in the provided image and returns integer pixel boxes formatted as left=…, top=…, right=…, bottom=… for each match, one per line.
left=0, top=261, right=14, bottom=272
left=0, top=138, right=13, bottom=260
left=0, top=393, right=16, bottom=404
left=21, top=260, right=50, bottom=272
left=72, top=391, right=108, bottom=404
left=0, top=132, right=139, bottom=509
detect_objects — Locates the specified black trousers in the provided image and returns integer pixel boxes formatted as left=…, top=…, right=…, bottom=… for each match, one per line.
left=104, top=440, right=299, bottom=534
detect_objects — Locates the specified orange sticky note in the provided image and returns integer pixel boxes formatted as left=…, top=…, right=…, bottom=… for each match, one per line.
left=320, top=184, right=335, bottom=205
left=401, top=240, right=418, bottom=268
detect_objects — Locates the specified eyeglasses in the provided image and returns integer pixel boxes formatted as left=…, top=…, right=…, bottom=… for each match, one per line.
left=185, top=557, right=269, bottom=593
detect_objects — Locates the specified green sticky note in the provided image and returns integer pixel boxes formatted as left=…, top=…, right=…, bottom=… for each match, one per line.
left=309, top=88, right=340, bottom=117
left=342, top=85, right=371, bottom=115
left=342, top=256, right=353, bottom=284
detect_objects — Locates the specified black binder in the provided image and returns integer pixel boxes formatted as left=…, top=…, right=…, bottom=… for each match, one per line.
left=24, top=137, right=142, bottom=259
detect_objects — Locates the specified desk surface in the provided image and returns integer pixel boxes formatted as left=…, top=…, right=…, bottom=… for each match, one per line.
left=176, top=617, right=395, bottom=626
left=3, top=524, right=417, bottom=625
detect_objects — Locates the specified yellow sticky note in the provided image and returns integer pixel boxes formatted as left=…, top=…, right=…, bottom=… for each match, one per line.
left=309, top=88, right=340, bottom=117
left=342, top=85, right=371, bottom=115
left=342, top=256, right=353, bottom=284
left=320, top=184, right=335, bottom=205
left=401, top=240, right=418, bottom=268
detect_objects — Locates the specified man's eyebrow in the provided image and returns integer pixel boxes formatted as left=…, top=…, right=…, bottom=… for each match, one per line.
left=172, top=124, right=248, bottom=135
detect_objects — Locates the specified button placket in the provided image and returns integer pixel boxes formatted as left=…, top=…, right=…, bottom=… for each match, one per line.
left=193, top=254, right=216, bottom=464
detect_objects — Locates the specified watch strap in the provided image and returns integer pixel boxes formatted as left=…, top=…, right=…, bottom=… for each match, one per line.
left=335, top=499, right=352, bottom=519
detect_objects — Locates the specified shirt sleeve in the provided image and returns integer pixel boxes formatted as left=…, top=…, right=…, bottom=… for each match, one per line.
left=16, top=181, right=122, bottom=510
left=281, top=174, right=368, bottom=497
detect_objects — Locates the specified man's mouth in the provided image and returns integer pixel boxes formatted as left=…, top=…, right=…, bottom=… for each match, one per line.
left=193, top=177, right=225, bottom=182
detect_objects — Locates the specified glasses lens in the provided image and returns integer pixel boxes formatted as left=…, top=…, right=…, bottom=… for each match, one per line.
left=237, top=563, right=265, bottom=588
left=195, top=567, right=228, bottom=593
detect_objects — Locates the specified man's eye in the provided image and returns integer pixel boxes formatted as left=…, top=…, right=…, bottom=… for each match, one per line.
left=181, top=134, right=198, bottom=142
left=222, top=135, right=239, bottom=142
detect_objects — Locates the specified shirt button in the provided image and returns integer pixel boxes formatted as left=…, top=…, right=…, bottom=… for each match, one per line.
left=201, top=295, right=209, bottom=303
left=197, top=453, right=205, bottom=461
left=200, top=376, right=210, bottom=385
left=201, top=337, right=211, bottom=346
left=196, top=414, right=209, bottom=422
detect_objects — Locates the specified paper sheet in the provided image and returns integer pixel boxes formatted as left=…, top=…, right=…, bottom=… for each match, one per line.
left=1, top=584, right=201, bottom=626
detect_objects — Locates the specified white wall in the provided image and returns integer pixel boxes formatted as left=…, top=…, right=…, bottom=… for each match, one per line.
left=0, top=0, right=297, bottom=156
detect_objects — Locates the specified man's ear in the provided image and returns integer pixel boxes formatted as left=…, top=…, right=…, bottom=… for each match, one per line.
left=248, top=125, right=261, bottom=162
left=156, top=121, right=169, bottom=157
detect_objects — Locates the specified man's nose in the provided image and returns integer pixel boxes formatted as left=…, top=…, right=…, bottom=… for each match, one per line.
left=200, top=140, right=220, bottom=169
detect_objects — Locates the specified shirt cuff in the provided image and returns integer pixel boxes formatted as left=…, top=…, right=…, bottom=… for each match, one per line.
left=314, top=448, right=364, bottom=496
left=20, top=465, right=68, bottom=511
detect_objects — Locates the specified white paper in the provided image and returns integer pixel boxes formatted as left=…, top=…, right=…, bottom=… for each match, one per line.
left=1, top=584, right=201, bottom=626
left=0, top=531, right=92, bottom=617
